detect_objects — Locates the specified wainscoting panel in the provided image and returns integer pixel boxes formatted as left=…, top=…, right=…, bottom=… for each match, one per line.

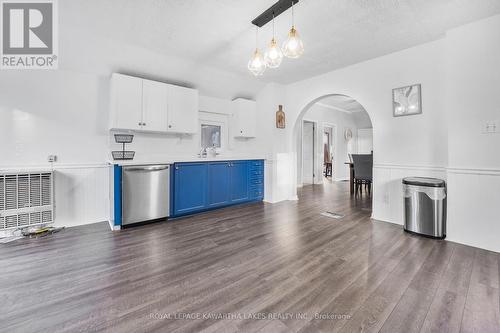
left=53, top=165, right=110, bottom=228
left=373, top=164, right=500, bottom=253
left=372, top=164, right=446, bottom=226
left=446, top=169, right=500, bottom=253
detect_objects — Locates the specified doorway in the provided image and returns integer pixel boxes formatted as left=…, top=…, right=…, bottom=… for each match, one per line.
left=323, top=125, right=335, bottom=179
left=302, top=120, right=315, bottom=185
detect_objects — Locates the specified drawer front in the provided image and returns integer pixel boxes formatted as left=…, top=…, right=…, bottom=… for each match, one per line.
left=249, top=160, right=264, bottom=168
left=249, top=188, right=264, bottom=199
left=249, top=169, right=264, bottom=177
left=250, top=177, right=264, bottom=186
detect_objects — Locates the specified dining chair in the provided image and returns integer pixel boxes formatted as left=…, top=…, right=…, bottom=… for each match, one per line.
left=351, top=154, right=373, bottom=197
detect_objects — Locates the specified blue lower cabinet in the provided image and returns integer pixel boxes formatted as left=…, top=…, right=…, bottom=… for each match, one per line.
left=172, top=159, right=264, bottom=217
left=208, top=162, right=231, bottom=207
left=230, top=161, right=249, bottom=203
left=173, top=162, right=208, bottom=216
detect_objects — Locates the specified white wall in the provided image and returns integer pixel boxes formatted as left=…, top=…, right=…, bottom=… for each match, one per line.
left=444, top=15, right=500, bottom=252
left=282, top=39, right=447, bottom=235
left=0, top=72, right=271, bottom=228
left=280, top=15, right=500, bottom=253
left=1, top=11, right=499, bottom=253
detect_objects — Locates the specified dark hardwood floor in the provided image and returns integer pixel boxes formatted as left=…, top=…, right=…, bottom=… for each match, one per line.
left=1, top=181, right=499, bottom=333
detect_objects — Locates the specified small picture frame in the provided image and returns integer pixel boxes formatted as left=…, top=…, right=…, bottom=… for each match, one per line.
left=392, top=84, right=422, bottom=117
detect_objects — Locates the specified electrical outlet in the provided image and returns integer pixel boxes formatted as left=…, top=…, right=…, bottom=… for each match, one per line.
left=47, top=155, right=57, bottom=163
left=482, top=120, right=499, bottom=134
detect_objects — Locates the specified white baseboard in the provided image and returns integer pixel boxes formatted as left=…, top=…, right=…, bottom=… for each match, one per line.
left=371, top=215, right=403, bottom=226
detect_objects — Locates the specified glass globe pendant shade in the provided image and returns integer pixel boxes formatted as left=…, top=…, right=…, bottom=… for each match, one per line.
left=247, top=48, right=266, bottom=76
left=282, top=27, right=304, bottom=59
left=264, top=38, right=283, bottom=68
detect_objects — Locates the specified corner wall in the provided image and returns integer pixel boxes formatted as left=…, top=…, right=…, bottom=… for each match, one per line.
left=444, top=15, right=500, bottom=252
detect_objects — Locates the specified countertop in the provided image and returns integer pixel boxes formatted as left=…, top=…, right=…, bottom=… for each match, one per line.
left=108, top=155, right=266, bottom=166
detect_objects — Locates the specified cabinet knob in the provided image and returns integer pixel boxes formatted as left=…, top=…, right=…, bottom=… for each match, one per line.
left=168, top=125, right=172, bottom=128
left=138, top=122, right=142, bottom=126
left=175, top=166, right=179, bottom=170
left=143, top=122, right=146, bottom=126
left=240, top=131, right=243, bottom=134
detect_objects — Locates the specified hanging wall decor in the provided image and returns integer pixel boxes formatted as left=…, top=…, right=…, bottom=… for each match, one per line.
left=392, top=84, right=422, bottom=117
left=276, top=105, right=285, bottom=128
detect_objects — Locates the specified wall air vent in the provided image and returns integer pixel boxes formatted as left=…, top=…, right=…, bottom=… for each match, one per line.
left=0, top=171, right=54, bottom=230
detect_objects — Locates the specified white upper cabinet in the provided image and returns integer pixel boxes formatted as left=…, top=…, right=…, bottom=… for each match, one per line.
left=232, top=98, right=257, bottom=138
left=109, top=74, right=143, bottom=131
left=167, top=85, right=198, bottom=134
left=142, top=79, right=168, bottom=132
left=109, top=73, right=198, bottom=134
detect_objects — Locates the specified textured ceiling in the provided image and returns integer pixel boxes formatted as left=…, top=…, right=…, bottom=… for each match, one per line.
left=60, top=0, right=500, bottom=86
left=318, top=95, right=366, bottom=113
left=315, top=95, right=372, bottom=128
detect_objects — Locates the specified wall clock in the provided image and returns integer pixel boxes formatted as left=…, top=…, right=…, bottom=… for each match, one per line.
left=344, top=128, right=353, bottom=141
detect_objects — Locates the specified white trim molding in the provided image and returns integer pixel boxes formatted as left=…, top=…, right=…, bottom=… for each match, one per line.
left=446, top=167, right=500, bottom=176
left=373, top=163, right=446, bottom=172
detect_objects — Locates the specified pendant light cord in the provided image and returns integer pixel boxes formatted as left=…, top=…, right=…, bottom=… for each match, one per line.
left=255, top=26, right=258, bottom=48
left=272, top=13, right=275, bottom=39
left=292, top=1, right=295, bottom=28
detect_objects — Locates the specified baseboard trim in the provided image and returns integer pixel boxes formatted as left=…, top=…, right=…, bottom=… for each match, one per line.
left=371, top=215, right=403, bottom=226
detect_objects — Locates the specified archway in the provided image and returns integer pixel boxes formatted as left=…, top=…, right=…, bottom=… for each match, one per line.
left=292, top=94, right=374, bottom=197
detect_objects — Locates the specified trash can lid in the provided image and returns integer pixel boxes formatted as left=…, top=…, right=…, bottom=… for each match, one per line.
left=402, top=177, right=446, bottom=187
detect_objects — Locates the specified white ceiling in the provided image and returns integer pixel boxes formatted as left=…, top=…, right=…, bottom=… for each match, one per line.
left=315, top=95, right=372, bottom=128
left=317, top=95, right=366, bottom=114
left=60, top=0, right=500, bottom=86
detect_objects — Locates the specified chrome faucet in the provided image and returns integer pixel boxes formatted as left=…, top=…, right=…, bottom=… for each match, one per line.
left=198, top=148, right=207, bottom=158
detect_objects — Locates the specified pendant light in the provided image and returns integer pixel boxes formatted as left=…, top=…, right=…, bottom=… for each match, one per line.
left=282, top=1, right=304, bottom=59
left=264, top=14, right=283, bottom=68
left=247, top=27, right=266, bottom=76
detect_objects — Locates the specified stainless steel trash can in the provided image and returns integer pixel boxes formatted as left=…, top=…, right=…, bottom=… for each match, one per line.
left=403, top=177, right=446, bottom=239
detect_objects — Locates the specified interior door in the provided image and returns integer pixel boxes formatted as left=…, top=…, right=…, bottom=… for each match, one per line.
left=357, top=128, right=374, bottom=154
left=302, top=121, right=315, bottom=184
left=142, top=79, right=168, bottom=132
left=230, top=161, right=249, bottom=202
left=208, top=162, right=230, bottom=207
left=167, top=85, right=198, bottom=133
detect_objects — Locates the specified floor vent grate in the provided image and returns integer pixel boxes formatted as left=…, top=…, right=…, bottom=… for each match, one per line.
left=321, top=211, right=345, bottom=219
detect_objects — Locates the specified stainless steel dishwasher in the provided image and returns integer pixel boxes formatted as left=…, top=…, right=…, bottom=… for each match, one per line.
left=122, top=165, right=170, bottom=226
